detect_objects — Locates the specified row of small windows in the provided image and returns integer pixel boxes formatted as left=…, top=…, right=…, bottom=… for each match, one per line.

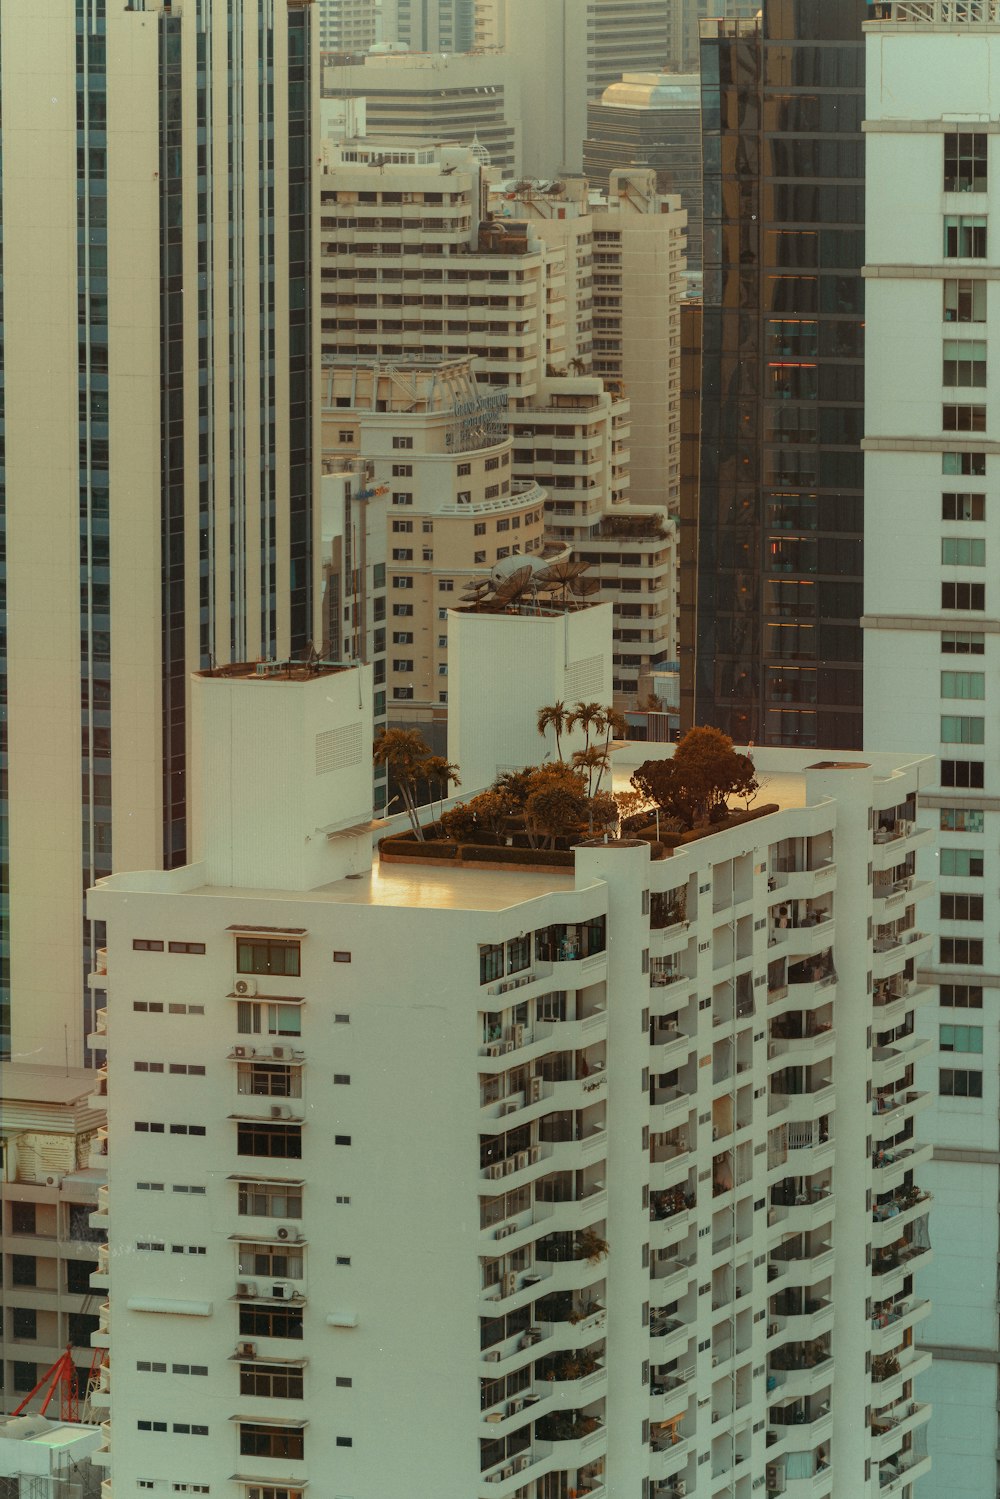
left=133, top=939, right=205, bottom=955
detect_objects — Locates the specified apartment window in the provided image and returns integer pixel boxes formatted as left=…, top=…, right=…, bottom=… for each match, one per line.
left=941, top=715, right=984, bottom=743
left=497, top=547, right=509, bottom=560
left=392, top=632, right=414, bottom=645
left=439, top=579, right=454, bottom=592
left=392, top=659, right=413, bottom=673
left=485, top=456, right=500, bottom=471
left=941, top=848, right=984, bottom=876
left=237, top=1306, right=305, bottom=1342
left=393, top=576, right=413, bottom=589
left=941, top=582, right=985, bottom=609
left=391, top=549, right=413, bottom=562
left=137, top=1420, right=168, bottom=1433
left=238, top=1243, right=304, bottom=1281
left=168, top=941, right=206, bottom=956
left=237, top=1182, right=303, bottom=1219
left=474, top=522, right=486, bottom=535
left=133, top=939, right=164, bottom=952
left=244, top=1490, right=305, bottom=1499
left=940, top=983, right=983, bottom=1008
left=945, top=132, right=988, bottom=192
left=944, top=216, right=987, bottom=257
left=944, top=278, right=987, bottom=323
left=11, top=1255, right=36, bottom=1287
left=392, top=436, right=413, bottom=450
left=237, top=1063, right=299, bottom=1099
left=392, top=492, right=413, bottom=506
left=11, top=1203, right=35, bottom=1235
left=439, top=691, right=448, bottom=703
left=940, top=893, right=983, bottom=920
left=941, top=1023, right=984, bottom=1053
left=940, top=1066, right=982, bottom=1097
left=239, top=1363, right=304, bottom=1400
left=393, top=603, right=413, bottom=617
left=237, top=1123, right=302, bottom=1160
left=941, top=759, right=985, bottom=788
left=422, top=549, right=433, bottom=562
left=391, top=463, right=412, bottom=477
left=480, top=943, right=504, bottom=985
left=943, top=493, right=986, bottom=522
left=392, top=520, right=413, bottom=534
left=422, top=521, right=433, bottom=534
left=940, top=807, right=985, bottom=833
left=943, top=537, right=986, bottom=566
left=338, top=430, right=352, bottom=444
left=393, top=687, right=414, bottom=700
left=496, top=519, right=509, bottom=532
left=474, top=551, right=486, bottom=564
left=168, top=1124, right=206, bottom=1136
left=134, top=1122, right=165, bottom=1133
left=941, top=670, right=985, bottom=699
left=942, top=631, right=985, bottom=656
left=373, top=563, right=386, bottom=589
left=943, top=403, right=986, bottom=431
left=237, top=1001, right=302, bottom=1037
left=457, top=491, right=472, bottom=505
left=12, top=1363, right=36, bottom=1393
left=12, top=1308, right=36, bottom=1341
left=944, top=338, right=987, bottom=386
left=944, top=450, right=987, bottom=475
left=236, top=939, right=300, bottom=978
left=940, top=938, right=984, bottom=964
left=439, top=609, right=448, bottom=620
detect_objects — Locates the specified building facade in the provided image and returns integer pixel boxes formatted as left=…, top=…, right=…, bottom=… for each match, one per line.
left=694, top=1, right=867, bottom=751
left=320, top=357, right=551, bottom=773
left=584, top=73, right=704, bottom=272
left=88, top=660, right=935, bottom=1496
left=319, top=141, right=683, bottom=707
left=1, top=0, right=320, bottom=1064
left=0, top=1066, right=106, bottom=1414
left=382, top=0, right=476, bottom=52
left=322, top=50, right=519, bottom=176
left=317, top=0, right=379, bottom=54
left=863, top=5, right=1000, bottom=1494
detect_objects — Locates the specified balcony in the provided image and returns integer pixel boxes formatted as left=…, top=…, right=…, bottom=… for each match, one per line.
left=89, top=1064, right=109, bottom=1110
left=870, top=1346, right=933, bottom=1409
left=91, top=1421, right=112, bottom=1469
left=871, top=1298, right=931, bottom=1356
left=873, top=978, right=932, bottom=1032
left=768, top=860, right=837, bottom=903
left=89, top=1184, right=110, bottom=1230
left=872, top=1033, right=932, bottom=1090
left=871, top=1189, right=932, bottom=1249
left=92, top=1300, right=111, bottom=1350
left=871, top=1399, right=931, bottom=1464
left=88, top=1007, right=109, bottom=1051
left=878, top=1452, right=932, bottom=1494
left=649, top=1025, right=694, bottom=1070
left=88, top=949, right=109, bottom=990
left=768, top=1025, right=835, bottom=1068
left=649, top=1086, right=690, bottom=1133
left=769, top=911, right=834, bottom=962
left=871, top=1137, right=933, bottom=1193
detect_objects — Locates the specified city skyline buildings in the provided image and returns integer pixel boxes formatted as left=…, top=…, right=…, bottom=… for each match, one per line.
left=1, top=0, right=320, bottom=1066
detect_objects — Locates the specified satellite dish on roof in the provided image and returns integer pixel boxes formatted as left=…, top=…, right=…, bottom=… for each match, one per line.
left=490, top=552, right=547, bottom=588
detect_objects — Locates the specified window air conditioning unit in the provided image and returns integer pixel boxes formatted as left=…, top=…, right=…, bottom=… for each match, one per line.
left=237, top=1281, right=257, bottom=1298
left=272, top=1046, right=287, bottom=1060
left=237, top=1342, right=256, bottom=1358
left=276, top=1225, right=293, bottom=1241
left=234, top=977, right=257, bottom=997
left=271, top=1105, right=292, bottom=1120
left=489, top=1163, right=504, bottom=1180
left=44, top=1174, right=63, bottom=1189
left=516, top=1152, right=528, bottom=1170
left=529, top=1077, right=542, bottom=1103
left=484, top=1349, right=501, bottom=1362
left=503, top=1158, right=514, bottom=1176
left=503, top=1272, right=517, bottom=1297
left=272, top=1281, right=291, bottom=1299
left=529, top=1146, right=540, bottom=1164
left=513, top=1024, right=524, bottom=1047
left=765, top=1467, right=779, bottom=1491
left=502, top=1101, right=517, bottom=1116
left=487, top=1042, right=502, bottom=1057
left=233, top=1045, right=247, bottom=1058
left=517, top=1455, right=531, bottom=1472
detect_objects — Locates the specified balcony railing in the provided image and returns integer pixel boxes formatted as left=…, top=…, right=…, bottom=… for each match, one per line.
left=868, top=0, right=1000, bottom=20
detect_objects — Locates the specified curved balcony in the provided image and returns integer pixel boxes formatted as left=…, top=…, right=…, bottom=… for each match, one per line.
left=769, top=912, right=835, bottom=964
left=649, top=1087, right=691, bottom=1134
left=872, top=821, right=935, bottom=870
left=768, top=1192, right=835, bottom=1239
left=650, top=1364, right=696, bottom=1420
left=871, top=1138, right=933, bottom=1193
left=870, top=1345, right=932, bottom=1409
left=871, top=1297, right=931, bottom=1356
left=768, top=861, right=837, bottom=904
left=768, top=1300, right=835, bottom=1347
left=871, top=1398, right=931, bottom=1464
left=91, top=1421, right=112, bottom=1469
left=873, top=929, right=932, bottom=982
left=89, top=1185, right=110, bottom=1232
left=768, top=1350, right=833, bottom=1402
left=871, top=1190, right=932, bottom=1249
left=649, top=1025, right=695, bottom=1070
left=768, top=1025, right=835, bottom=1070
left=873, top=978, right=932, bottom=1033
left=650, top=1429, right=692, bottom=1482
left=872, top=1029, right=931, bottom=1087
left=89, top=1064, right=109, bottom=1110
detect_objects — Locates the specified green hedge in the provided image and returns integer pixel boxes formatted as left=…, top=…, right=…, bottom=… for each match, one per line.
left=461, top=844, right=576, bottom=868
left=380, top=837, right=458, bottom=860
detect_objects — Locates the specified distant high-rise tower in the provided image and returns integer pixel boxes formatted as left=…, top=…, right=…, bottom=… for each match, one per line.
left=0, top=0, right=319, bottom=1064
left=383, top=0, right=476, bottom=51
left=694, top=0, right=866, bottom=750
left=317, top=0, right=379, bottom=53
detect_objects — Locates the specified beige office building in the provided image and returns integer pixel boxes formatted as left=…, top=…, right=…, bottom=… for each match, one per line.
left=1, top=1, right=320, bottom=1066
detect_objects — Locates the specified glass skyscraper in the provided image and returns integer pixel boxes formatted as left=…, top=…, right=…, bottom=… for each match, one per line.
left=694, top=0, right=866, bottom=748
left=0, top=0, right=318, bottom=1062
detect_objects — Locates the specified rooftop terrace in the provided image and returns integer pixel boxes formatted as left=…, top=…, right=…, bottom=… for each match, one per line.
left=865, top=0, right=1000, bottom=20
left=197, top=659, right=352, bottom=683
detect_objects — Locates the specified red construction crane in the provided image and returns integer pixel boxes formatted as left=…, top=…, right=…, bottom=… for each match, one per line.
left=10, top=1346, right=83, bottom=1423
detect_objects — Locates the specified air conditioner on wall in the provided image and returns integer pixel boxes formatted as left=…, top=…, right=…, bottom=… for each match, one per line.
left=234, top=977, right=257, bottom=997
left=237, top=1342, right=256, bottom=1358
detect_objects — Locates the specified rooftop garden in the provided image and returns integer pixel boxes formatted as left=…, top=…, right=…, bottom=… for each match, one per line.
left=377, top=721, right=774, bottom=869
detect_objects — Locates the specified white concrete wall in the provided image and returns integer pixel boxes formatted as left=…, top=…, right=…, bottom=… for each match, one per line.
left=448, top=603, right=614, bottom=791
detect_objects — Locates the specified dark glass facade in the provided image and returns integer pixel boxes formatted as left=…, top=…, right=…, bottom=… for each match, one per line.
left=78, top=0, right=111, bottom=1046
left=695, top=0, right=865, bottom=749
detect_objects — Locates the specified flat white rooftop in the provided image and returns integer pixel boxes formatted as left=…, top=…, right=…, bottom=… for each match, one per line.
left=0, top=1064, right=97, bottom=1105
left=190, top=862, right=577, bottom=912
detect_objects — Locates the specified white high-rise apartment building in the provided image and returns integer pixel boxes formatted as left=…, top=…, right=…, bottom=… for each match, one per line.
left=383, top=0, right=476, bottom=51
left=1, top=1, right=320, bottom=1066
left=88, top=645, right=935, bottom=1496
left=863, top=4, right=1000, bottom=1493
